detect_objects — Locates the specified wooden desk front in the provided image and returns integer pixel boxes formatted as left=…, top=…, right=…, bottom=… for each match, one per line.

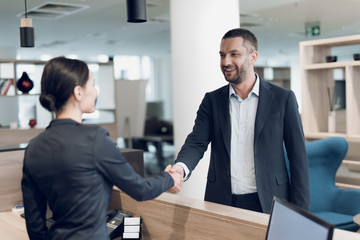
left=1, top=190, right=359, bottom=240
left=108, top=189, right=360, bottom=240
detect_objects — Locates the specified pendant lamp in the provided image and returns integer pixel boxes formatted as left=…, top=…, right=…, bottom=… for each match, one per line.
left=126, top=0, right=147, bottom=23
left=20, top=0, right=35, bottom=47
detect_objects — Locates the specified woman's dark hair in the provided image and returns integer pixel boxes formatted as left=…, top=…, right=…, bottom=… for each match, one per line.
left=222, top=28, right=258, bottom=53
left=39, top=57, right=89, bottom=112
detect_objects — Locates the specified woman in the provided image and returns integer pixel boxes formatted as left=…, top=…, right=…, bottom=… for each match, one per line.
left=21, top=57, right=182, bottom=240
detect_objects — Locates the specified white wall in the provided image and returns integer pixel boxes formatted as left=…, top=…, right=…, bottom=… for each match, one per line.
left=170, top=0, right=240, bottom=200
left=153, top=56, right=173, bottom=121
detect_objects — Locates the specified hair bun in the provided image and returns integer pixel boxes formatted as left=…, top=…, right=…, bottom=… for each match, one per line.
left=39, top=93, right=57, bottom=112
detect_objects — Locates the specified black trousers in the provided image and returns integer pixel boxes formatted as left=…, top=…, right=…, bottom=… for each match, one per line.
left=231, top=192, right=262, bottom=213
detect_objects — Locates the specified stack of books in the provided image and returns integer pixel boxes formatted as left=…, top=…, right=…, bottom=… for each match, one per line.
left=0, top=79, right=13, bottom=95
left=122, top=216, right=142, bottom=239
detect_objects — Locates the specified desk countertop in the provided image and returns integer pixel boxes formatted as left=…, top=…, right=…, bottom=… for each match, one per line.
left=1, top=210, right=360, bottom=240
left=0, top=143, right=28, bottom=152
left=0, top=212, right=28, bottom=240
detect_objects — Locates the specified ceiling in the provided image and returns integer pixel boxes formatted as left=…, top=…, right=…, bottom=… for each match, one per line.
left=1, top=0, right=360, bottom=62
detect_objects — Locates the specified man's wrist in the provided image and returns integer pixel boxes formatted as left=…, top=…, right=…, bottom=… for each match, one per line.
left=175, top=162, right=190, bottom=181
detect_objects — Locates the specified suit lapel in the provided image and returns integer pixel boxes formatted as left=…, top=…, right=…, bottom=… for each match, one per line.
left=218, top=85, right=231, bottom=158
left=254, top=78, right=274, bottom=143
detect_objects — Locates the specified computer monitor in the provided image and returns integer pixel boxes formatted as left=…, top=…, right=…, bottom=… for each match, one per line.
left=266, top=197, right=334, bottom=240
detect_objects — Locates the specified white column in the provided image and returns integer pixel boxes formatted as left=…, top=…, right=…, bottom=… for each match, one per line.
left=170, top=0, right=240, bottom=200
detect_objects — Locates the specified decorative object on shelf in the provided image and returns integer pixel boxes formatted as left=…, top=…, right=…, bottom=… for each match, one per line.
left=327, top=86, right=336, bottom=133
left=126, top=0, right=147, bottom=23
left=28, top=118, right=36, bottom=128
left=20, top=0, right=35, bottom=47
left=328, top=111, right=336, bottom=133
left=326, top=55, right=337, bottom=62
left=10, top=122, right=18, bottom=129
left=17, top=71, right=34, bottom=94
left=354, top=53, right=360, bottom=61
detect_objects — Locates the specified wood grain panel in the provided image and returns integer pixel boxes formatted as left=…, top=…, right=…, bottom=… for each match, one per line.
left=109, top=189, right=269, bottom=240
left=0, top=151, right=24, bottom=212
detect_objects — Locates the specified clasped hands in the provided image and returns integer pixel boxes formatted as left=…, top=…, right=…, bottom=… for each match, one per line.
left=164, top=164, right=185, bottom=194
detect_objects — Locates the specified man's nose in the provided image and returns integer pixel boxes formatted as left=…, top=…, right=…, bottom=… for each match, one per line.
left=221, top=55, right=231, bottom=65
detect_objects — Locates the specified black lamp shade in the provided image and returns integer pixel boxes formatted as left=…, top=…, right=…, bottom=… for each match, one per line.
left=20, top=26, right=34, bottom=47
left=127, top=0, right=147, bottom=23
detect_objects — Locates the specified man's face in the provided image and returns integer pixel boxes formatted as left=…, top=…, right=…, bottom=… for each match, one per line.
left=219, top=37, right=256, bottom=84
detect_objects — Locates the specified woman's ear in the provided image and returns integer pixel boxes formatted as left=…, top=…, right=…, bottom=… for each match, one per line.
left=73, top=86, right=83, bottom=101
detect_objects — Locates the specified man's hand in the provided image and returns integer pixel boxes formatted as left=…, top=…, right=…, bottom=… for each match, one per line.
left=169, top=164, right=184, bottom=178
left=164, top=165, right=184, bottom=193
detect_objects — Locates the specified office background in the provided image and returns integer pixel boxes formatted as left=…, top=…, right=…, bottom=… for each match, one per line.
left=1, top=0, right=360, bottom=200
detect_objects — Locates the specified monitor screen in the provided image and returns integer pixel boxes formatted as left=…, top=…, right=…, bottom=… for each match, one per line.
left=266, top=197, right=334, bottom=240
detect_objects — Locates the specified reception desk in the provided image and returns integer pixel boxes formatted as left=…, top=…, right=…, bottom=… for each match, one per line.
left=107, top=189, right=360, bottom=240
left=1, top=189, right=359, bottom=240
left=1, top=143, right=359, bottom=239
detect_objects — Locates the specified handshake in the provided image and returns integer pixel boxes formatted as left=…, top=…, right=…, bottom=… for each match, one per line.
left=164, top=164, right=185, bottom=194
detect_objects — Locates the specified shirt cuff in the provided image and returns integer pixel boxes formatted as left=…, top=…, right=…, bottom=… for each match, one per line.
left=175, top=162, right=190, bottom=181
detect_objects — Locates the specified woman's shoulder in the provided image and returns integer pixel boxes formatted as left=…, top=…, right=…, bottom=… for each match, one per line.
left=81, top=124, right=109, bottom=137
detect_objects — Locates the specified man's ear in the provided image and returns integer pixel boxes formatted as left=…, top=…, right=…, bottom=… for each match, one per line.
left=250, top=50, right=258, bottom=65
left=73, top=86, right=83, bottom=101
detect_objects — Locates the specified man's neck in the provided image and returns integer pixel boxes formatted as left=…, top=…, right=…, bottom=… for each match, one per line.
left=231, top=72, right=257, bottom=99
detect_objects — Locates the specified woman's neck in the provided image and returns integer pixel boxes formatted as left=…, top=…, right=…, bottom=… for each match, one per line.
left=55, top=108, right=82, bottom=123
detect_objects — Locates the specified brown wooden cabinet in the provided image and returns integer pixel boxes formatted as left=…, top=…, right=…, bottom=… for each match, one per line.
left=255, top=66, right=291, bottom=89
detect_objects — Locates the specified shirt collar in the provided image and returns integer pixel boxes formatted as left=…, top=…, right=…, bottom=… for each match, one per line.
left=229, top=73, right=260, bottom=100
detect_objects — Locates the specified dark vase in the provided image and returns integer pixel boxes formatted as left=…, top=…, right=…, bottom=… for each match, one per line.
left=17, top=71, right=34, bottom=94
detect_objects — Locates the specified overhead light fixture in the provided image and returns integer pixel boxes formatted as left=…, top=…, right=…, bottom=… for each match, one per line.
left=20, top=0, right=35, bottom=47
left=126, top=0, right=147, bottom=23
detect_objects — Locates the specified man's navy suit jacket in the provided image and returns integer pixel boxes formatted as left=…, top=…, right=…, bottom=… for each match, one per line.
left=175, top=77, right=310, bottom=213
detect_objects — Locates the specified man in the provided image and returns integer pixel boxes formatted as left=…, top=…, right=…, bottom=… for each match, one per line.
left=170, top=28, right=310, bottom=214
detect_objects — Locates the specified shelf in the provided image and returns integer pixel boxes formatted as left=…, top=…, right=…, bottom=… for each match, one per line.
left=0, top=59, right=116, bottom=129
left=300, top=34, right=360, bottom=140
left=304, top=61, right=360, bottom=70
left=305, top=132, right=348, bottom=139
left=300, top=34, right=360, bottom=47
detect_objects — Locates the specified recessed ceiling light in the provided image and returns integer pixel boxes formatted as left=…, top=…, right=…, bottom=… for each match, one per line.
left=16, top=2, right=89, bottom=20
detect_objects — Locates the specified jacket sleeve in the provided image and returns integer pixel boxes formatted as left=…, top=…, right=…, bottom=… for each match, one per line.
left=93, top=127, right=174, bottom=201
left=21, top=161, right=47, bottom=240
left=175, top=93, right=212, bottom=172
left=283, top=91, right=310, bottom=210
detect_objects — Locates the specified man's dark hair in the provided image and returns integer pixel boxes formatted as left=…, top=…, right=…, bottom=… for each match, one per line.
left=222, top=28, right=258, bottom=52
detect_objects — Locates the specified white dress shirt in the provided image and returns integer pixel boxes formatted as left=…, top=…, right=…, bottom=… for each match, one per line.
left=177, top=75, right=260, bottom=190
left=229, top=75, right=259, bottom=194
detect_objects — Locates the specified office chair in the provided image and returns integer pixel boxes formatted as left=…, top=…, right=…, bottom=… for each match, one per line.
left=306, top=137, right=360, bottom=232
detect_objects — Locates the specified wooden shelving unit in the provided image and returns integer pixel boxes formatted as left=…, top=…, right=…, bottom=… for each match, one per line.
left=300, top=34, right=360, bottom=139
left=0, top=59, right=116, bottom=130
left=300, top=34, right=360, bottom=189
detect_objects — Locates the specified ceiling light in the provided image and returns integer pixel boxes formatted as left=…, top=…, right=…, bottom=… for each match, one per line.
left=40, top=54, right=52, bottom=61
left=66, top=54, right=78, bottom=59
left=126, top=0, right=147, bottom=23
left=20, top=0, right=35, bottom=47
left=97, top=54, right=109, bottom=63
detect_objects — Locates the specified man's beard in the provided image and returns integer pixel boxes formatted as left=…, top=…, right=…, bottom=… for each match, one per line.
left=224, top=67, right=247, bottom=84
